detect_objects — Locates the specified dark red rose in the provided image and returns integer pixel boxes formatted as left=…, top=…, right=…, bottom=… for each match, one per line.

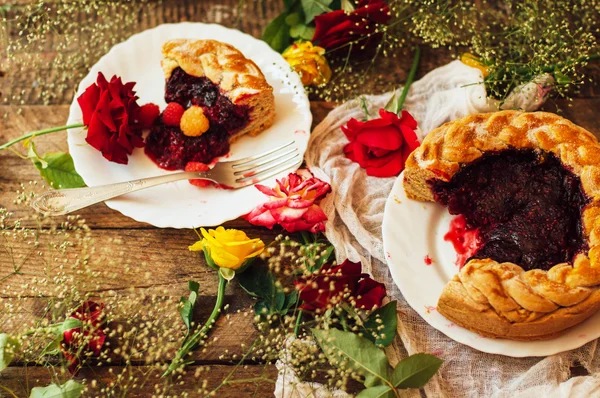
left=295, top=259, right=386, bottom=312
left=77, top=72, right=145, bottom=164
left=342, top=108, right=419, bottom=177
left=312, top=0, right=391, bottom=50
left=61, top=301, right=106, bottom=374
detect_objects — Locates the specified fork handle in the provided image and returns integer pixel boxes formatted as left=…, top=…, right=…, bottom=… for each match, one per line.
left=31, top=171, right=211, bottom=216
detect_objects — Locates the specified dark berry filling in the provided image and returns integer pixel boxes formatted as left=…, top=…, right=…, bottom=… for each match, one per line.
left=430, top=149, right=589, bottom=271
left=145, top=121, right=230, bottom=170
left=145, top=67, right=250, bottom=170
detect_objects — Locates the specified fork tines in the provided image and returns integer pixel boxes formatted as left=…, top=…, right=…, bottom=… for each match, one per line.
left=232, top=141, right=302, bottom=186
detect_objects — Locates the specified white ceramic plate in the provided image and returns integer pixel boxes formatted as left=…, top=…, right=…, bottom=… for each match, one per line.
left=382, top=171, right=600, bottom=357
left=67, top=23, right=311, bottom=228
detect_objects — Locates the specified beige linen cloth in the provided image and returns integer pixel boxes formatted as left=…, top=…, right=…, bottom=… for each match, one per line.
left=300, top=60, right=600, bottom=398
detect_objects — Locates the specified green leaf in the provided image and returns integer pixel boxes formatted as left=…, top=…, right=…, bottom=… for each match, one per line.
left=285, top=12, right=303, bottom=27
left=340, top=0, right=355, bottom=12
left=392, top=353, right=443, bottom=389
left=31, top=151, right=86, bottom=189
left=363, top=301, right=397, bottom=347
left=290, top=24, right=316, bottom=40
left=0, top=333, right=20, bottom=372
left=60, top=318, right=83, bottom=333
left=262, top=12, right=292, bottom=53
left=179, top=280, right=200, bottom=333
left=30, top=380, right=84, bottom=398
left=238, top=264, right=294, bottom=317
left=312, top=328, right=391, bottom=388
left=41, top=318, right=83, bottom=356
left=237, top=264, right=277, bottom=299
left=282, top=289, right=299, bottom=312
left=356, top=385, right=394, bottom=398
left=554, top=71, right=571, bottom=85
left=314, top=244, right=334, bottom=270
left=301, top=0, right=334, bottom=23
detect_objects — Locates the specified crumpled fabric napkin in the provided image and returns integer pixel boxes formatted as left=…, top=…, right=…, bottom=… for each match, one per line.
left=291, top=60, right=600, bottom=398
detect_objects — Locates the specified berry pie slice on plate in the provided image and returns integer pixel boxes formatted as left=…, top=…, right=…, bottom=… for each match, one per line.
left=403, top=110, right=600, bottom=341
left=145, top=39, right=276, bottom=170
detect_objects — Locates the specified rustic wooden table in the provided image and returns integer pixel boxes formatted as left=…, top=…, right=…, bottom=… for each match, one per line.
left=0, top=1, right=599, bottom=397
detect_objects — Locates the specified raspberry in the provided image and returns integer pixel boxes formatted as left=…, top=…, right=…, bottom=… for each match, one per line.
left=180, top=106, right=210, bottom=137
left=138, top=103, right=160, bottom=129
left=162, top=102, right=185, bottom=126
left=185, top=161, right=214, bottom=188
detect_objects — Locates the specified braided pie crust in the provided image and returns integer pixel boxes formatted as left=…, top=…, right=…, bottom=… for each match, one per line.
left=161, top=39, right=275, bottom=141
left=403, top=110, right=600, bottom=340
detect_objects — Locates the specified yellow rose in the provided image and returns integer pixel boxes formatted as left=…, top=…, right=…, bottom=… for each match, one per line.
left=460, top=53, right=490, bottom=78
left=189, top=227, right=265, bottom=270
left=282, top=41, right=332, bottom=86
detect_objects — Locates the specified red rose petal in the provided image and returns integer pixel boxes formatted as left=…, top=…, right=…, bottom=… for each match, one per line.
left=365, top=150, right=404, bottom=177
left=356, top=126, right=404, bottom=150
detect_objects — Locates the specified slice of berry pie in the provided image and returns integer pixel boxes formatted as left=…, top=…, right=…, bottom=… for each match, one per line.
left=145, top=39, right=276, bottom=170
left=404, top=110, right=600, bottom=340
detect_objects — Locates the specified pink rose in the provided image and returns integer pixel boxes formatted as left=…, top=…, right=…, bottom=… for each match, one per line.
left=245, top=170, right=331, bottom=233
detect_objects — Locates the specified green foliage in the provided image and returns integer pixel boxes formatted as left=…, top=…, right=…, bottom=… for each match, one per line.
left=179, top=281, right=200, bottom=335
left=27, top=142, right=85, bottom=189
left=40, top=318, right=83, bottom=356
left=313, top=329, right=443, bottom=395
left=312, top=328, right=391, bottom=388
left=301, top=0, right=333, bottom=23
left=262, top=12, right=292, bottom=53
left=392, top=353, right=444, bottom=389
left=356, top=385, right=394, bottom=398
left=0, top=333, right=20, bottom=372
left=363, top=301, right=397, bottom=347
left=237, top=264, right=297, bottom=318
left=30, top=380, right=84, bottom=398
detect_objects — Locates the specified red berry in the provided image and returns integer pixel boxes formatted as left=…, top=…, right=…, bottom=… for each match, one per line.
left=163, top=102, right=185, bottom=126
left=138, top=103, right=160, bottom=129
left=185, top=162, right=214, bottom=187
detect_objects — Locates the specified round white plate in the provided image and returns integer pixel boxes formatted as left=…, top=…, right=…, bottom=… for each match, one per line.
left=67, top=23, right=311, bottom=228
left=382, top=171, right=600, bottom=357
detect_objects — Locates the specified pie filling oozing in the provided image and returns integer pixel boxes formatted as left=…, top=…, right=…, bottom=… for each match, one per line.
left=145, top=67, right=251, bottom=170
left=430, top=149, right=589, bottom=271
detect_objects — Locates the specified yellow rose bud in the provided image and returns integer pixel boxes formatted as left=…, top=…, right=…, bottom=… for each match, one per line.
left=460, top=53, right=490, bottom=78
left=189, top=227, right=265, bottom=270
left=282, top=41, right=332, bottom=86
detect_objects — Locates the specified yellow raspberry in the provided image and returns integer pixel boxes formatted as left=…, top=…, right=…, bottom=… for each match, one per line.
left=180, top=106, right=210, bottom=137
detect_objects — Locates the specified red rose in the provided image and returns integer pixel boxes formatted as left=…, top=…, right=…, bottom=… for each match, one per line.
left=245, top=170, right=331, bottom=233
left=77, top=72, right=145, bottom=164
left=61, top=301, right=106, bottom=374
left=295, top=259, right=386, bottom=312
left=312, top=0, right=391, bottom=50
left=342, top=108, right=419, bottom=177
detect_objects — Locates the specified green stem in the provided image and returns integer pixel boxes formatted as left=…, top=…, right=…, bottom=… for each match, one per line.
left=293, top=311, right=302, bottom=337
left=395, top=46, right=421, bottom=114
left=0, top=123, right=85, bottom=151
left=162, top=271, right=227, bottom=377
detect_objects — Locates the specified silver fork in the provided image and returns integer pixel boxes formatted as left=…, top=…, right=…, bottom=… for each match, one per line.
left=31, top=141, right=301, bottom=216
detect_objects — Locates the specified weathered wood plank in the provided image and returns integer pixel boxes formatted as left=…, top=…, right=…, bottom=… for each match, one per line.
left=0, top=363, right=279, bottom=398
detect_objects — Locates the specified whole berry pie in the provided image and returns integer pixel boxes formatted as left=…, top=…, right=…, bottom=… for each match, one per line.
left=404, top=110, right=600, bottom=340
left=145, top=39, right=276, bottom=170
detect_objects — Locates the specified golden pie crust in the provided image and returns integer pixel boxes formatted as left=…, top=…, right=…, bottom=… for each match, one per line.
left=403, top=110, right=600, bottom=340
left=161, top=39, right=275, bottom=141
